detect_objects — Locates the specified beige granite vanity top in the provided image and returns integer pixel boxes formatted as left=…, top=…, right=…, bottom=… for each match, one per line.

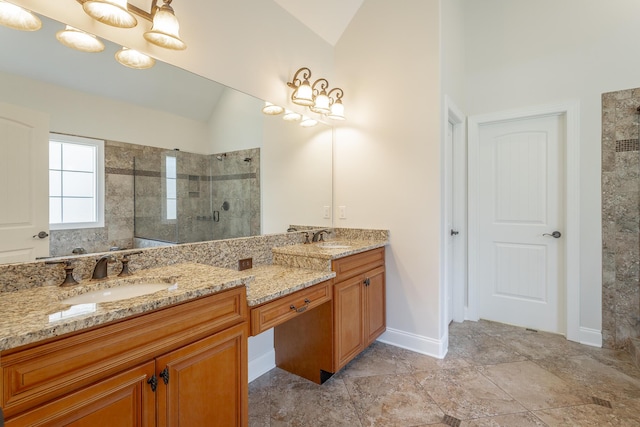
left=0, top=263, right=249, bottom=352
left=271, top=239, right=387, bottom=259
left=0, top=239, right=388, bottom=352
left=245, top=265, right=335, bottom=307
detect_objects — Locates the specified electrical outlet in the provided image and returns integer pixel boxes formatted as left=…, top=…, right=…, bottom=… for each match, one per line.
left=338, top=205, right=347, bottom=219
left=238, top=258, right=252, bottom=271
left=323, top=206, right=331, bottom=219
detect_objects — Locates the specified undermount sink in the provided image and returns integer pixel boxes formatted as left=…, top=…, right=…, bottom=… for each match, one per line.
left=62, top=283, right=172, bottom=305
left=318, top=243, right=351, bottom=249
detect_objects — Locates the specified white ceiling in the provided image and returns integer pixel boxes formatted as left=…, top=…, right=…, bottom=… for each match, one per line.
left=272, top=0, right=364, bottom=46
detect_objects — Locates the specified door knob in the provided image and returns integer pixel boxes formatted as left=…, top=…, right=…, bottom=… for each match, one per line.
left=543, top=231, right=561, bottom=238
left=450, top=229, right=459, bottom=236
left=33, top=231, right=49, bottom=239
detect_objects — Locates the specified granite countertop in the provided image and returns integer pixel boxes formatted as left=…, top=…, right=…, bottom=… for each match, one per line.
left=0, top=239, right=388, bottom=352
left=245, top=265, right=335, bottom=307
left=271, top=239, right=387, bottom=259
left=0, top=263, right=250, bottom=352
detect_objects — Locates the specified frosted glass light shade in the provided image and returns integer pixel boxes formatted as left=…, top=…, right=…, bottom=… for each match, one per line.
left=283, top=110, right=302, bottom=121
left=300, top=117, right=318, bottom=127
left=115, top=47, right=155, bottom=69
left=262, top=102, right=284, bottom=115
left=328, top=100, right=345, bottom=120
left=0, top=1, right=41, bottom=31
left=144, top=2, right=186, bottom=50
left=311, top=92, right=330, bottom=114
left=83, top=0, right=137, bottom=28
left=56, top=26, right=105, bottom=53
left=292, top=81, right=314, bottom=106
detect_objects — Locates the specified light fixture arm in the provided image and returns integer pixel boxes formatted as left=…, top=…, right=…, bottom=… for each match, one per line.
left=327, top=87, right=344, bottom=103
left=287, top=67, right=312, bottom=90
left=312, top=78, right=329, bottom=95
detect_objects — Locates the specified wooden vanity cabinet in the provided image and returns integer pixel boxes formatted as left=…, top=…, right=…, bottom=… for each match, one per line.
left=1, top=287, right=248, bottom=427
left=333, top=247, right=386, bottom=371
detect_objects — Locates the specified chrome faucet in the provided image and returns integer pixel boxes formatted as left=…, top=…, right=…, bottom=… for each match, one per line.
left=312, top=229, right=330, bottom=242
left=92, top=254, right=115, bottom=280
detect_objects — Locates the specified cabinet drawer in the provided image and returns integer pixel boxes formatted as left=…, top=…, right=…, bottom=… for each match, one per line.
left=250, top=281, right=332, bottom=336
left=1, top=287, right=246, bottom=419
left=332, top=248, right=384, bottom=282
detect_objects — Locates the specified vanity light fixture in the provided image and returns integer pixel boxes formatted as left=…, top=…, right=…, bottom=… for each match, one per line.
left=0, top=1, right=41, bottom=31
left=287, top=67, right=346, bottom=120
left=144, top=0, right=186, bottom=50
left=262, top=102, right=285, bottom=115
left=115, top=46, right=156, bottom=69
left=56, top=25, right=105, bottom=53
left=82, top=0, right=137, bottom=28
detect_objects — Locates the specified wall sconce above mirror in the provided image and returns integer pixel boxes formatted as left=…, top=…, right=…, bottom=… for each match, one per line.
left=287, top=67, right=346, bottom=121
left=0, top=1, right=185, bottom=70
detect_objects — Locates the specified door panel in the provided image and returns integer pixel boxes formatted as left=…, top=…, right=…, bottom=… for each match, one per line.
left=0, top=102, right=49, bottom=263
left=478, top=114, right=564, bottom=332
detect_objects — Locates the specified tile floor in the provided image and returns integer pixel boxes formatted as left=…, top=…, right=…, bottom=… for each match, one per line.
left=248, top=320, right=640, bottom=426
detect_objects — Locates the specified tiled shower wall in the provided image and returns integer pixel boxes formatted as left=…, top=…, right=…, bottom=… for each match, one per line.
left=602, top=88, right=640, bottom=349
left=50, top=140, right=260, bottom=257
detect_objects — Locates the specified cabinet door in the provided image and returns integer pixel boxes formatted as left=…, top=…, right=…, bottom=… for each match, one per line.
left=365, top=266, right=386, bottom=346
left=6, top=362, right=155, bottom=427
left=333, top=275, right=365, bottom=371
left=156, top=322, right=248, bottom=427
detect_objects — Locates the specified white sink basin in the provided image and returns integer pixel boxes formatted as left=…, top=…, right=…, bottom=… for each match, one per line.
left=62, top=283, right=171, bottom=305
left=318, top=243, right=351, bottom=249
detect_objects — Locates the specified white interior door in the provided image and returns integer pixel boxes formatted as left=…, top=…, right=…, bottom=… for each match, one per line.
left=477, top=114, right=565, bottom=333
left=445, top=121, right=455, bottom=325
left=0, top=102, right=50, bottom=263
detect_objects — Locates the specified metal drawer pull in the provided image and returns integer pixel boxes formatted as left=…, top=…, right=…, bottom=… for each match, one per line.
left=290, top=298, right=311, bottom=313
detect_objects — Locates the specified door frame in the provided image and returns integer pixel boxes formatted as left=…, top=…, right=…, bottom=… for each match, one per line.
left=443, top=95, right=467, bottom=330
left=467, top=101, right=580, bottom=342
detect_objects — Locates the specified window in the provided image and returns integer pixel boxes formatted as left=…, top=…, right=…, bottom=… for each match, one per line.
left=49, top=134, right=104, bottom=230
left=165, top=154, right=177, bottom=221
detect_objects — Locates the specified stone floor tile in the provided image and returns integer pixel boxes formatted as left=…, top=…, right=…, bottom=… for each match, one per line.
left=496, top=329, right=585, bottom=360
left=463, top=411, right=547, bottom=426
left=479, top=361, right=588, bottom=410
left=447, top=333, right=527, bottom=366
left=334, top=340, right=412, bottom=379
left=415, top=367, right=527, bottom=420
left=268, top=368, right=362, bottom=427
left=534, top=403, right=639, bottom=426
left=534, top=354, right=640, bottom=402
left=344, top=373, right=444, bottom=427
left=248, top=371, right=271, bottom=427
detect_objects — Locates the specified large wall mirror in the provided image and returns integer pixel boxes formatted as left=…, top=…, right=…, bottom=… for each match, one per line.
left=0, top=14, right=332, bottom=258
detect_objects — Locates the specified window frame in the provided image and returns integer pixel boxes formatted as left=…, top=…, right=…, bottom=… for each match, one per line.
left=49, top=133, right=105, bottom=231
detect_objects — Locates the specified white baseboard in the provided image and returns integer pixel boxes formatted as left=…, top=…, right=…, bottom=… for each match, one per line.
left=248, top=349, right=275, bottom=383
left=377, top=328, right=447, bottom=359
left=579, top=326, right=602, bottom=348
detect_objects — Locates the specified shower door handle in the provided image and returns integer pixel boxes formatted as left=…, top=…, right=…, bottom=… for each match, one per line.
left=213, top=211, right=219, bottom=222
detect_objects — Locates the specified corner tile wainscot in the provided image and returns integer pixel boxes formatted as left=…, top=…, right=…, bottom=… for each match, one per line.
left=0, top=227, right=388, bottom=426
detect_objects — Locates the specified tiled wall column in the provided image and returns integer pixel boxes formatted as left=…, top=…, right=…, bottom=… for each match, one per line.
left=602, top=89, right=640, bottom=349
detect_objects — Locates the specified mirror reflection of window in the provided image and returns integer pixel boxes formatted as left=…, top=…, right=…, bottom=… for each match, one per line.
left=49, top=134, right=104, bottom=230
left=165, top=154, right=177, bottom=221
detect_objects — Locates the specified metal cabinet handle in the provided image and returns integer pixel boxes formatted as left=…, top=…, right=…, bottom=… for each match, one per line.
left=147, top=374, right=158, bottom=392
left=364, top=278, right=371, bottom=286
left=159, top=367, right=170, bottom=385
left=543, top=231, right=562, bottom=238
left=290, top=298, right=311, bottom=313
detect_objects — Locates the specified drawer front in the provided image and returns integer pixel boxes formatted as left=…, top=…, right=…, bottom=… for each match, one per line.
left=1, top=287, right=246, bottom=419
left=332, top=248, right=385, bottom=282
left=250, top=281, right=332, bottom=336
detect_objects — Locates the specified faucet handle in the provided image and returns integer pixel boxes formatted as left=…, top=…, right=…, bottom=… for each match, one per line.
left=118, top=251, right=143, bottom=277
left=45, top=259, right=79, bottom=287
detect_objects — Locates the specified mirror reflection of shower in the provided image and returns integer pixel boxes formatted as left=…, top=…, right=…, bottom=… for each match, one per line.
left=133, top=147, right=260, bottom=248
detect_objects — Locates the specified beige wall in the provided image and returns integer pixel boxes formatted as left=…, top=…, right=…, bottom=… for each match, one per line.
left=335, top=0, right=444, bottom=354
